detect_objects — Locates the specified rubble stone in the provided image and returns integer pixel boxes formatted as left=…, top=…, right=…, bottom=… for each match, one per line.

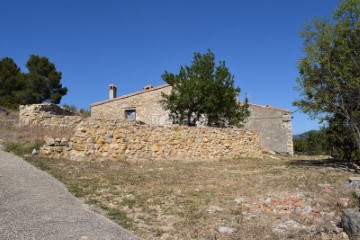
left=40, top=118, right=262, bottom=161
left=19, top=103, right=84, bottom=128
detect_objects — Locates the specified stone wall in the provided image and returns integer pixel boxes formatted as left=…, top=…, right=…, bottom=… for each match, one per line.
left=243, top=104, right=293, bottom=155
left=19, top=103, right=84, bottom=128
left=91, top=85, right=172, bottom=126
left=91, top=84, right=294, bottom=155
left=40, top=118, right=261, bottom=161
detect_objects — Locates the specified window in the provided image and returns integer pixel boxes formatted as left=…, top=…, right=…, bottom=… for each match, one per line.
left=125, top=109, right=136, bottom=121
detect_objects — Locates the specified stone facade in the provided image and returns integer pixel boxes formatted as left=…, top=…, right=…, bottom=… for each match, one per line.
left=40, top=118, right=261, bottom=161
left=244, top=104, right=293, bottom=155
left=19, top=103, right=84, bottom=128
left=91, top=84, right=172, bottom=126
left=91, top=84, right=294, bottom=155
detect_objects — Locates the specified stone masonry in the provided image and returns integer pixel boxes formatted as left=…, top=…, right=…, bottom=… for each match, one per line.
left=91, top=84, right=294, bottom=155
left=91, top=84, right=172, bottom=126
left=244, top=104, right=293, bottom=155
left=40, top=118, right=261, bottom=161
left=19, top=103, right=84, bottom=128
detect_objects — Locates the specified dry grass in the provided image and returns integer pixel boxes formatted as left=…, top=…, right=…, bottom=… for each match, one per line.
left=0, top=110, right=73, bottom=153
left=0, top=110, right=357, bottom=239
left=18, top=156, right=355, bottom=240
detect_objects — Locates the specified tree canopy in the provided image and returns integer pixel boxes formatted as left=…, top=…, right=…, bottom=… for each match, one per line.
left=161, top=50, right=249, bottom=127
left=0, top=55, right=67, bottom=109
left=0, top=58, right=22, bottom=109
left=293, top=0, right=360, bottom=159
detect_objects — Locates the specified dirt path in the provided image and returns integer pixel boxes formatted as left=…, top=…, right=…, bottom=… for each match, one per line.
left=0, top=149, right=140, bottom=240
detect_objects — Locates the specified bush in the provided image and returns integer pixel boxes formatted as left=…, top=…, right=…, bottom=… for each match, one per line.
left=4, top=140, right=43, bottom=156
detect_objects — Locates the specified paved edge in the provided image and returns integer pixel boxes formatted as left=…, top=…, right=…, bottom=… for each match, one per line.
left=0, top=149, right=141, bottom=240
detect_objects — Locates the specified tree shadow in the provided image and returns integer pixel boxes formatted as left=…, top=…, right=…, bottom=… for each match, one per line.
left=288, top=157, right=360, bottom=173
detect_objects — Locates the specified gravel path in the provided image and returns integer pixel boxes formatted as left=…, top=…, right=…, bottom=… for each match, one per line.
left=0, top=149, right=140, bottom=240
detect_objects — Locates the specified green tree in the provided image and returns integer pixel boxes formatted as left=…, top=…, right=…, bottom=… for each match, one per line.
left=0, top=57, right=22, bottom=109
left=0, top=55, right=68, bottom=109
left=20, top=55, right=68, bottom=104
left=161, top=50, right=249, bottom=127
left=326, top=114, right=360, bottom=161
left=293, top=0, right=360, bottom=158
left=293, top=139, right=308, bottom=154
left=293, top=129, right=330, bottom=155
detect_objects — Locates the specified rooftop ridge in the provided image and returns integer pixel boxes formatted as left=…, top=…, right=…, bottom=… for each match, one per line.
left=91, top=83, right=290, bottom=113
left=91, top=84, right=170, bottom=107
left=247, top=103, right=290, bottom=112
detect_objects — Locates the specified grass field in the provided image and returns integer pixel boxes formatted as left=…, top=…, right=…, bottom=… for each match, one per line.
left=0, top=110, right=357, bottom=239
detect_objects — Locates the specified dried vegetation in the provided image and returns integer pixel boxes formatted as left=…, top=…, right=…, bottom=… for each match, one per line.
left=0, top=110, right=357, bottom=240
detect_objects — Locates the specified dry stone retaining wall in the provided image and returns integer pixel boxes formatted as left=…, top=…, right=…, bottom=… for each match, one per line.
left=40, top=118, right=261, bottom=161
left=19, top=104, right=84, bottom=128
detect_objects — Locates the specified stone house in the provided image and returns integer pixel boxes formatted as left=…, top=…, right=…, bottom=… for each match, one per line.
left=91, top=84, right=293, bottom=155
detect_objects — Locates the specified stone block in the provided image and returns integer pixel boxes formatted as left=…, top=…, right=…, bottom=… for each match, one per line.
left=45, top=137, right=55, bottom=146
left=342, top=209, right=360, bottom=240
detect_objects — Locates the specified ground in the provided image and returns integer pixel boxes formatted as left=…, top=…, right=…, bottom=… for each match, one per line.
left=19, top=154, right=356, bottom=240
left=0, top=111, right=358, bottom=240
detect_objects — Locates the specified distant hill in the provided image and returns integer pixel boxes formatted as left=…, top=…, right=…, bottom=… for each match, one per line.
left=293, top=130, right=320, bottom=140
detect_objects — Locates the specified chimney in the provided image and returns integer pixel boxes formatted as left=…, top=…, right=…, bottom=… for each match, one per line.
left=143, top=85, right=154, bottom=90
left=109, top=84, right=117, bottom=100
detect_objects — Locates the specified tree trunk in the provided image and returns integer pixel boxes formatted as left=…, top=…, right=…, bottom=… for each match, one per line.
left=187, top=111, right=192, bottom=126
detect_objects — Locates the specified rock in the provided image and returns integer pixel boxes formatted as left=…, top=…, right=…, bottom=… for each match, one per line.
left=110, top=144, right=119, bottom=150
left=262, top=197, right=272, bottom=207
left=32, top=149, right=37, bottom=155
left=234, top=197, right=245, bottom=204
left=218, top=226, right=236, bottom=234
left=266, top=150, right=277, bottom=155
left=293, top=201, right=304, bottom=207
left=41, top=147, right=51, bottom=156
left=349, top=177, right=360, bottom=188
left=60, top=138, right=68, bottom=146
left=340, top=232, right=350, bottom=240
left=45, top=137, right=55, bottom=146
left=323, top=186, right=333, bottom=194
left=349, top=177, right=360, bottom=182
left=78, top=127, right=87, bottom=133
left=273, top=220, right=306, bottom=234
left=338, top=198, right=351, bottom=208
left=333, top=226, right=343, bottom=233
left=207, top=206, right=224, bottom=214
left=341, top=209, right=360, bottom=240
left=263, top=154, right=279, bottom=160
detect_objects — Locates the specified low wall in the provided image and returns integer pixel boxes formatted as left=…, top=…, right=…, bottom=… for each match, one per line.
left=19, top=104, right=84, bottom=128
left=40, top=118, right=262, bottom=161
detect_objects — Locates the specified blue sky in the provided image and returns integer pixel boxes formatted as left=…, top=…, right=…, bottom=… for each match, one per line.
left=1, top=0, right=340, bottom=134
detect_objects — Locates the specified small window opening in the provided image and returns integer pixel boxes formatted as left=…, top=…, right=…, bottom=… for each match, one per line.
left=125, top=109, right=136, bottom=120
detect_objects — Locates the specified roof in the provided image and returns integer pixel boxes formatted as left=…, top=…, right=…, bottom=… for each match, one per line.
left=91, top=84, right=170, bottom=107
left=247, top=103, right=290, bottom=113
left=91, top=83, right=291, bottom=113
